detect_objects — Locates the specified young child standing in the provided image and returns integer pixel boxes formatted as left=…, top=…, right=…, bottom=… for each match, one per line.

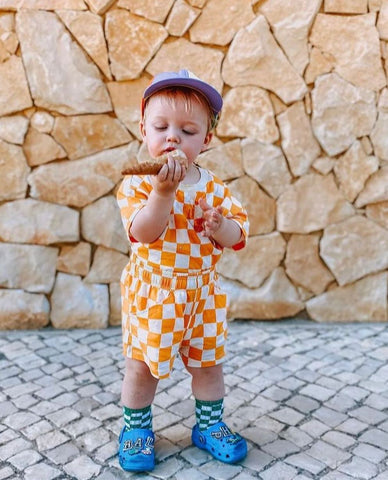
left=117, top=69, right=249, bottom=472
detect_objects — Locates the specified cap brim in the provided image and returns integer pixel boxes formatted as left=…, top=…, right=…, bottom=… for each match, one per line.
left=143, top=77, right=223, bottom=115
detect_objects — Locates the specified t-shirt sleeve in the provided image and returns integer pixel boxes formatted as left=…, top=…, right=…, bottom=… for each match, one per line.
left=116, top=175, right=151, bottom=243
left=211, top=178, right=249, bottom=251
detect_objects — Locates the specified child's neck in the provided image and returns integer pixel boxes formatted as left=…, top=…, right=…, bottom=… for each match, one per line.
left=183, top=164, right=201, bottom=185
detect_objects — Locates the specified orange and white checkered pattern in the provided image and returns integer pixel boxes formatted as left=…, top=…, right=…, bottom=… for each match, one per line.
left=117, top=167, right=249, bottom=272
left=117, top=167, right=249, bottom=378
left=120, top=256, right=228, bottom=378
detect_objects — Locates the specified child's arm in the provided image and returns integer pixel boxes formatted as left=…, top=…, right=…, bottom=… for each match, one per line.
left=198, top=197, right=243, bottom=248
left=129, top=155, right=186, bottom=243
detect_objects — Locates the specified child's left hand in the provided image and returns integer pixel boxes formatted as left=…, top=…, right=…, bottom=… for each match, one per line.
left=197, top=197, right=224, bottom=237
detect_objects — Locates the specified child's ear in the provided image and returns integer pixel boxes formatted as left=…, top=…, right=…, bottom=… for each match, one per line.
left=201, top=132, right=212, bottom=152
left=140, top=121, right=146, bottom=139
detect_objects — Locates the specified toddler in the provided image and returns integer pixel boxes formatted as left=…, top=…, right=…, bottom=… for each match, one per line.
left=117, top=69, right=249, bottom=472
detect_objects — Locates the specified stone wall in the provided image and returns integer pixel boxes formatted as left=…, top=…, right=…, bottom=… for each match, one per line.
left=0, top=0, right=387, bottom=329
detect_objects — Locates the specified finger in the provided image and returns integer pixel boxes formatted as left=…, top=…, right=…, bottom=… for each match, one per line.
left=198, top=196, right=211, bottom=211
left=172, top=159, right=183, bottom=180
left=178, top=162, right=187, bottom=181
left=156, top=163, right=169, bottom=181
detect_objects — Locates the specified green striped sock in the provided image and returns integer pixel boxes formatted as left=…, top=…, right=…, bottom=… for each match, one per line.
left=123, top=405, right=152, bottom=430
left=195, top=398, right=224, bottom=431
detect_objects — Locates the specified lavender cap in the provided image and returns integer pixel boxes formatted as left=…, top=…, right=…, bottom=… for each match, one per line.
left=143, top=69, right=223, bottom=115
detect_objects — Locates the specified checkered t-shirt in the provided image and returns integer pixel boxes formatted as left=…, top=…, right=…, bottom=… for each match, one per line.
left=117, top=166, right=249, bottom=272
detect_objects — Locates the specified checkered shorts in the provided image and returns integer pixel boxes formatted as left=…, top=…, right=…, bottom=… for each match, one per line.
left=120, top=256, right=228, bottom=379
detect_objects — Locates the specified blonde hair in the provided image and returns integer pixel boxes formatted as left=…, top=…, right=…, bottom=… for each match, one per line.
left=143, top=87, right=219, bottom=132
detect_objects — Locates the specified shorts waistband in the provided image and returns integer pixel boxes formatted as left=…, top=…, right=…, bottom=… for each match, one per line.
left=129, top=255, right=216, bottom=290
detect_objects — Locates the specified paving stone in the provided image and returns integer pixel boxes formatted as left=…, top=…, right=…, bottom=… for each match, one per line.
left=241, top=426, right=277, bottom=447
left=175, top=468, right=209, bottom=480
left=259, top=462, right=298, bottom=480
left=0, top=377, right=22, bottom=389
left=262, top=385, right=292, bottom=401
left=199, top=460, right=242, bottom=479
left=325, top=393, right=357, bottom=412
left=285, top=452, right=326, bottom=475
left=0, top=467, right=14, bottom=480
left=93, top=440, right=117, bottom=463
left=4, top=382, right=40, bottom=399
left=90, top=404, right=121, bottom=422
left=279, top=426, right=312, bottom=448
left=8, top=449, right=42, bottom=470
left=269, top=407, right=305, bottom=426
left=35, top=385, right=65, bottom=400
left=338, top=456, right=378, bottom=479
left=24, top=463, right=61, bottom=480
left=299, top=384, right=336, bottom=402
left=321, top=430, right=356, bottom=449
left=317, top=376, right=344, bottom=391
left=0, top=402, right=17, bottom=419
left=12, top=393, right=39, bottom=409
left=313, top=406, right=348, bottom=427
left=181, top=445, right=211, bottom=465
left=78, top=427, right=111, bottom=452
left=64, top=417, right=102, bottom=437
left=155, top=438, right=180, bottom=461
left=36, top=430, right=70, bottom=451
left=22, top=420, right=53, bottom=440
left=52, top=392, right=80, bottom=407
left=337, top=418, right=369, bottom=435
left=159, top=423, right=192, bottom=445
left=365, top=393, right=388, bottom=410
left=47, top=407, right=81, bottom=427
left=261, top=439, right=299, bottom=458
left=29, top=400, right=62, bottom=416
left=306, top=439, right=351, bottom=469
left=0, top=438, right=32, bottom=462
left=359, top=429, right=388, bottom=450
left=379, top=420, right=388, bottom=432
left=240, top=447, right=273, bottom=472
left=373, top=473, right=388, bottom=480
left=352, top=443, right=386, bottom=463
left=94, top=469, right=130, bottom=480
left=64, top=455, right=101, bottom=480
left=0, top=429, right=18, bottom=446
left=349, top=406, right=387, bottom=425
left=44, top=442, right=81, bottom=465
left=286, top=394, right=320, bottom=413
left=321, top=472, right=354, bottom=479
left=340, top=386, right=370, bottom=401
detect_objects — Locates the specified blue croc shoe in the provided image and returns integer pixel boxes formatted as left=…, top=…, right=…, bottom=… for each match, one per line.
left=118, top=427, right=155, bottom=472
left=192, top=422, right=247, bottom=464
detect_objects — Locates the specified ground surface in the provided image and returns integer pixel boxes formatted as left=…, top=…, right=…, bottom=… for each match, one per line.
left=0, top=320, right=387, bottom=479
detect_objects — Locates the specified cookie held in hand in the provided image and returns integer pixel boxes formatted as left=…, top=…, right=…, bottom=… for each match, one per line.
left=121, top=149, right=187, bottom=175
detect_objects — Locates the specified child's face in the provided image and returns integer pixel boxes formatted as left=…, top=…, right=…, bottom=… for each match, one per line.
left=140, top=92, right=212, bottom=166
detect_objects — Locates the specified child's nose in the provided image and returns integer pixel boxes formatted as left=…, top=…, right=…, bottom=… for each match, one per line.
left=166, top=128, right=180, bottom=143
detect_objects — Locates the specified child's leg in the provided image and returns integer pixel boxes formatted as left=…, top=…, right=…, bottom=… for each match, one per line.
left=121, top=357, right=159, bottom=409
left=121, top=357, right=158, bottom=430
left=187, top=364, right=247, bottom=464
left=118, top=358, right=158, bottom=472
left=187, top=365, right=225, bottom=429
left=186, top=364, right=225, bottom=400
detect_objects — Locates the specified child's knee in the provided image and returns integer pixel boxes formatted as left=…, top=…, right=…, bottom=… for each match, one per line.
left=125, top=358, right=156, bottom=382
left=187, top=364, right=223, bottom=380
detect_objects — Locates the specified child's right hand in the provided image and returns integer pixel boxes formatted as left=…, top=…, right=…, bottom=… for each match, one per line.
left=151, top=153, right=187, bottom=197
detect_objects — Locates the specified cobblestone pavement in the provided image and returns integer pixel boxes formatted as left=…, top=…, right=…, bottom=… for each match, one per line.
left=0, top=320, right=388, bottom=480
